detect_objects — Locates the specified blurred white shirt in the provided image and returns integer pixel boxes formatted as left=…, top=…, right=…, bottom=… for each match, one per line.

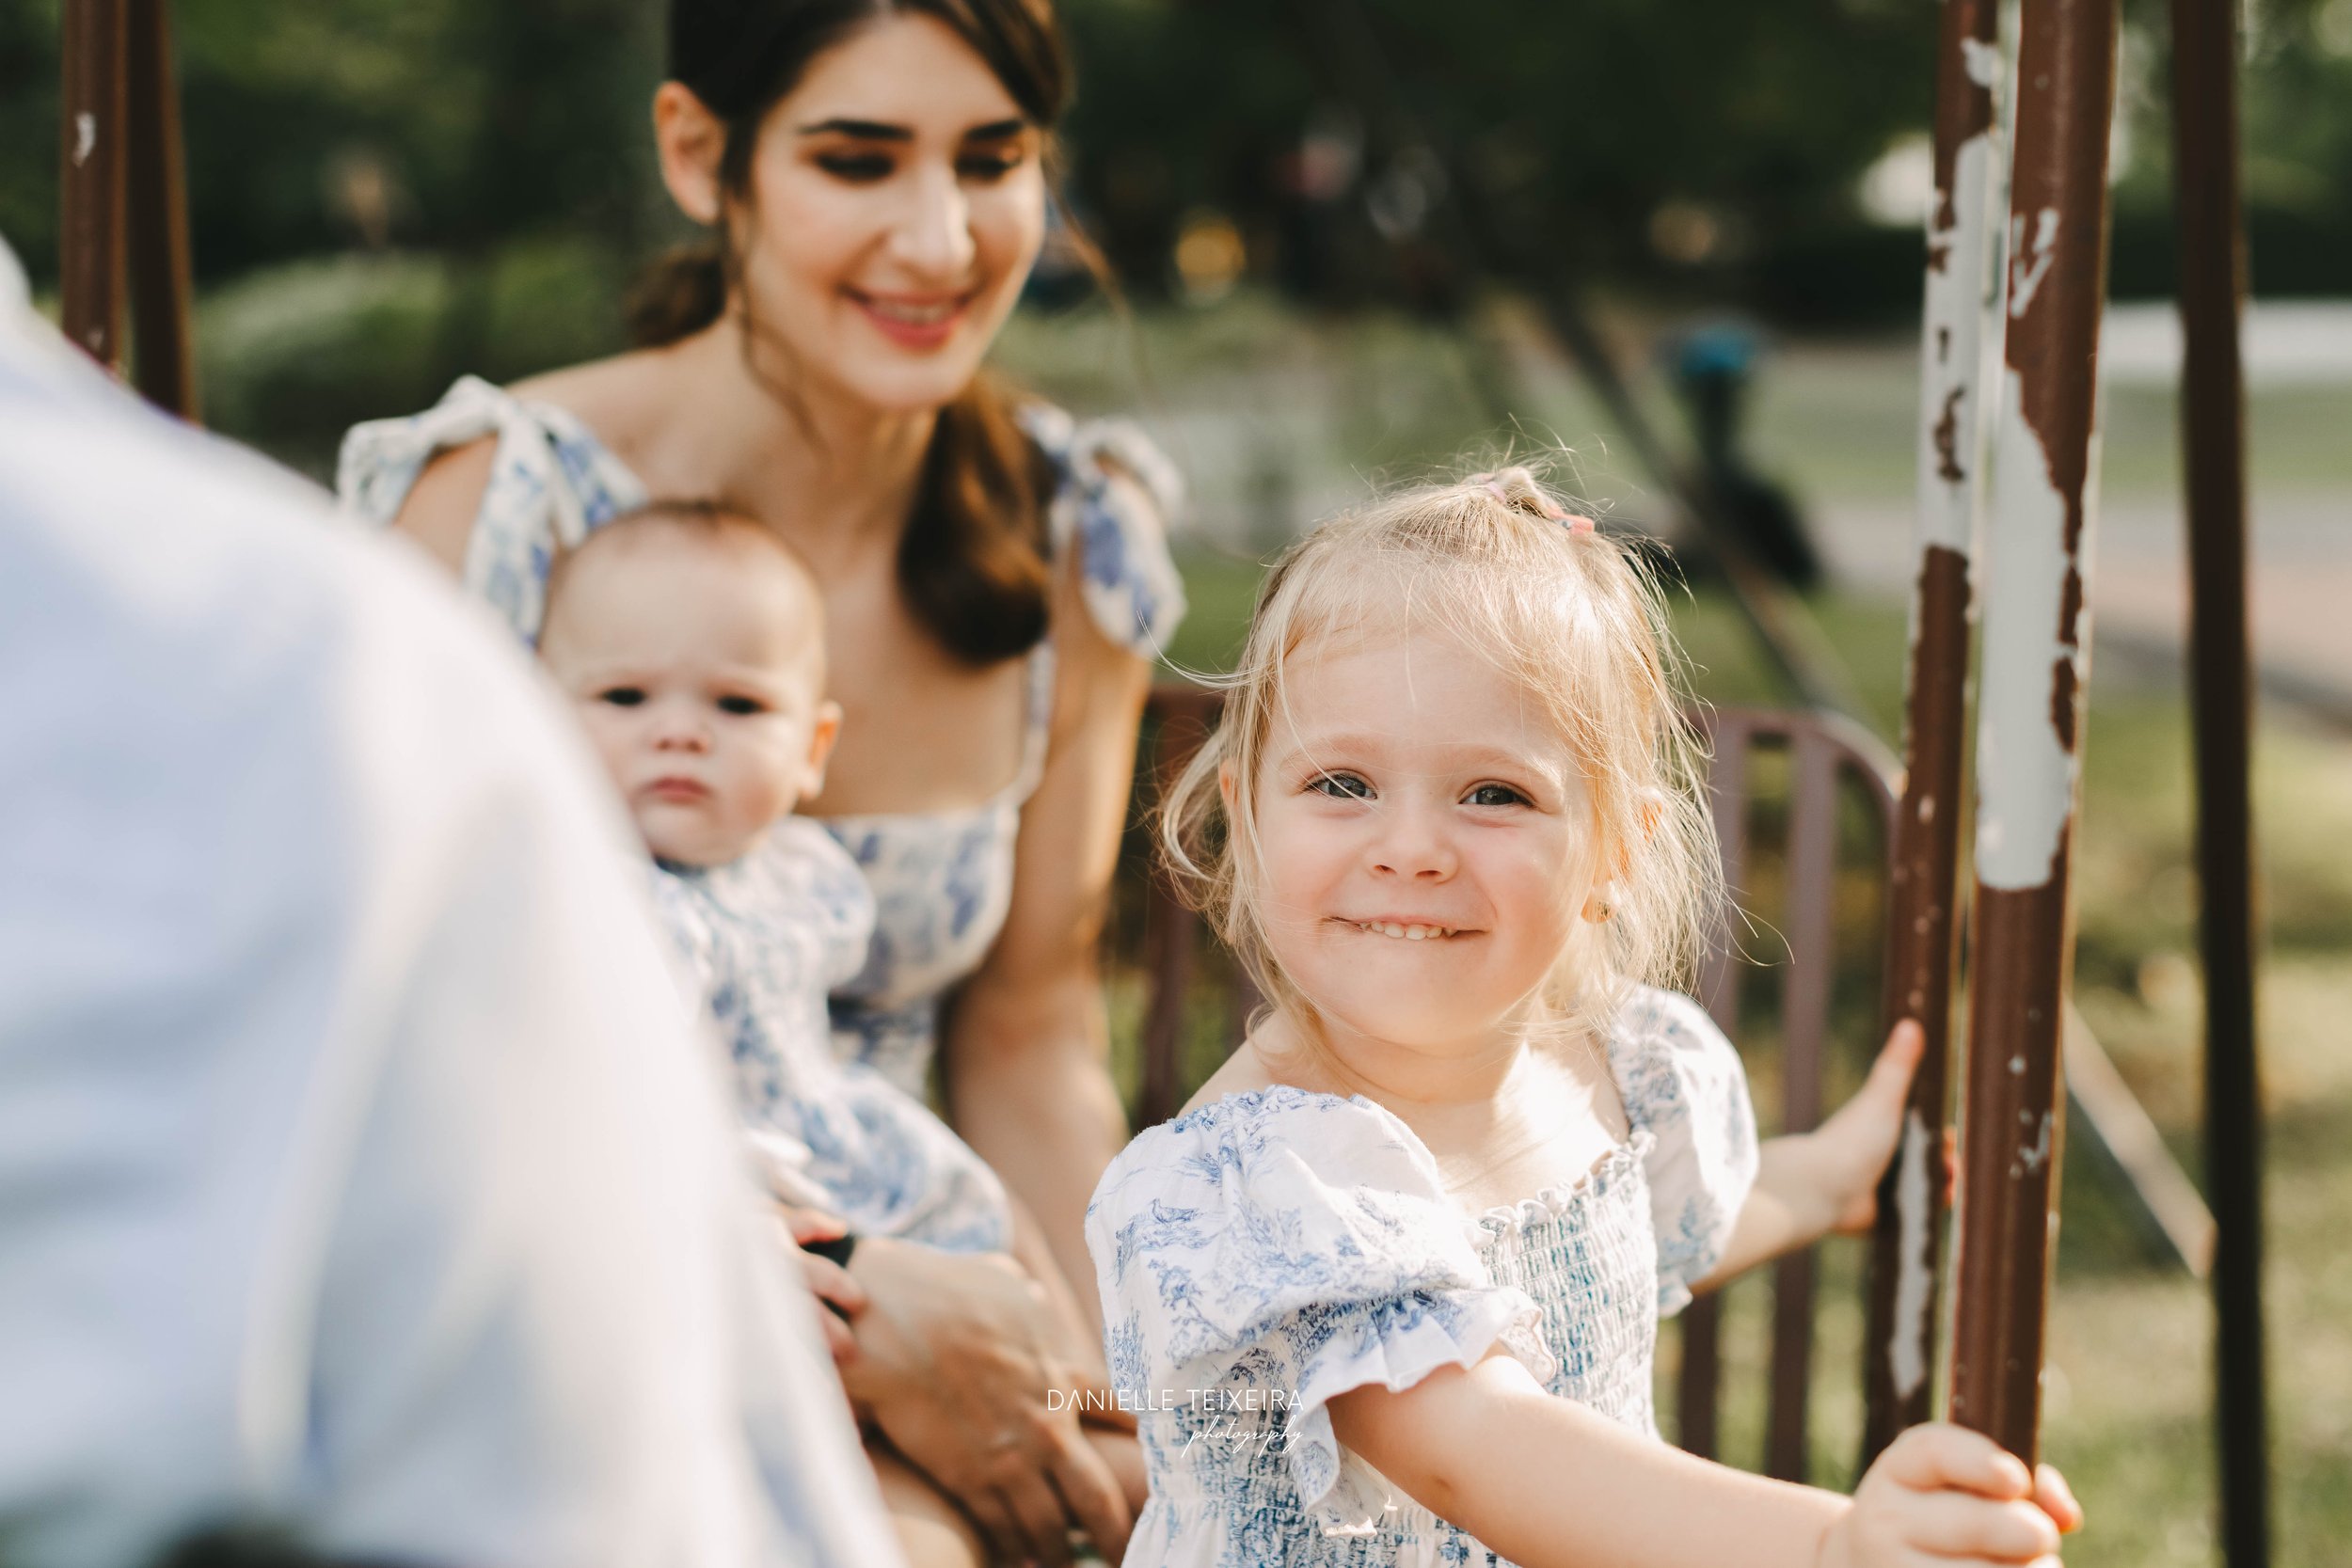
left=0, top=241, right=903, bottom=1568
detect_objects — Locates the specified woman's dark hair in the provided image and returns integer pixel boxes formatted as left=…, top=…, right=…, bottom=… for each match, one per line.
left=630, top=0, right=1079, bottom=665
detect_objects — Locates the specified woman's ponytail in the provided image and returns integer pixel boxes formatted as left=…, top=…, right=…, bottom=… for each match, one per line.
left=626, top=239, right=731, bottom=348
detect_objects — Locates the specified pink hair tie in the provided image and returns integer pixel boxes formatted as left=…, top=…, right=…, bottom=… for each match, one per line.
left=1473, top=472, right=1593, bottom=533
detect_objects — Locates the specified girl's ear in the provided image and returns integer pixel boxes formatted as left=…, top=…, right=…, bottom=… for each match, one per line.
left=1218, top=758, right=1238, bottom=811
left=653, top=81, right=727, bottom=226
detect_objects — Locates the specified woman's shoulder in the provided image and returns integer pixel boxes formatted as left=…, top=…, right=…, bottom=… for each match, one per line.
left=1015, top=400, right=1187, bottom=661
left=335, top=370, right=654, bottom=640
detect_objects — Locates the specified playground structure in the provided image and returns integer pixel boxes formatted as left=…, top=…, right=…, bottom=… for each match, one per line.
left=53, top=0, right=2270, bottom=1560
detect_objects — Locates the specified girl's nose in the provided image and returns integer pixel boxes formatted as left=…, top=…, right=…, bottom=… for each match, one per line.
left=1370, top=802, right=1457, bottom=880
left=886, top=164, right=977, bottom=281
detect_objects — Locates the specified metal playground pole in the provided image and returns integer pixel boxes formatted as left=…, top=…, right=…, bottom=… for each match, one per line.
left=59, top=0, right=130, bottom=369
left=1947, top=0, right=2119, bottom=1464
left=2167, top=0, right=2270, bottom=1554
left=1860, top=0, right=2005, bottom=1465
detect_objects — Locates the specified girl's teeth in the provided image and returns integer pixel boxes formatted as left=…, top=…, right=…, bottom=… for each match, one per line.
left=1359, top=922, right=1451, bottom=940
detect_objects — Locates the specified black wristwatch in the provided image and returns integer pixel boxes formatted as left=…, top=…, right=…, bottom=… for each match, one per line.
left=799, top=1231, right=858, bottom=1319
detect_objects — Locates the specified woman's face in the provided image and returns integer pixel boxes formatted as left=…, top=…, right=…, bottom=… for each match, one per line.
left=731, top=12, right=1048, bottom=413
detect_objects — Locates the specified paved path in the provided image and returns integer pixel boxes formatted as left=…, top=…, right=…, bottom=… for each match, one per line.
left=1814, top=492, right=2352, bottom=715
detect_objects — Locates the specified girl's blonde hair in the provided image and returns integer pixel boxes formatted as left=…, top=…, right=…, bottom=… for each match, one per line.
left=1160, top=466, right=1722, bottom=1049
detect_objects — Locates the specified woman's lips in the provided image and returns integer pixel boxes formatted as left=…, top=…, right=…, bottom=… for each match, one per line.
left=848, top=288, right=975, bottom=351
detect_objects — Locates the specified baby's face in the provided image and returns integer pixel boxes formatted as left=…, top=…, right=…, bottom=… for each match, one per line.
left=541, top=534, right=835, bottom=866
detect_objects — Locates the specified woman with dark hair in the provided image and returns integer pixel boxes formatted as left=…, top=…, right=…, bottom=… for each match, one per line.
left=337, top=4, right=1182, bottom=1562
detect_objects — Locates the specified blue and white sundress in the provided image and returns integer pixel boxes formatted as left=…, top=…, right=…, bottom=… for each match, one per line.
left=651, top=816, right=1012, bottom=1253
left=1084, top=988, right=1759, bottom=1568
left=339, top=376, right=1187, bottom=1103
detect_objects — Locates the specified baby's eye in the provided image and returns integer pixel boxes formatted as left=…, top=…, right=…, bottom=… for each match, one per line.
left=597, top=687, right=646, bottom=708
left=1309, top=773, right=1373, bottom=800
left=1464, top=783, right=1530, bottom=807
left=715, top=694, right=768, bottom=717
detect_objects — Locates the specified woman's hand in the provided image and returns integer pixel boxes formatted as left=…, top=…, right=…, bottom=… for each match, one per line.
left=775, top=1205, right=866, bottom=1365
left=839, top=1237, right=1132, bottom=1567
left=1820, top=1424, right=2082, bottom=1568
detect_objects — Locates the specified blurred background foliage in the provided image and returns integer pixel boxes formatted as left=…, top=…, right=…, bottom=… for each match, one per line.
left=3, top=0, right=2350, bottom=473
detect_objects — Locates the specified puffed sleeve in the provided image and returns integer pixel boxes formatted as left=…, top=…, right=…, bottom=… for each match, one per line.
left=1018, top=402, right=1188, bottom=660
left=1608, top=987, right=1761, bottom=1315
left=335, top=376, right=649, bottom=643
left=1086, top=1087, right=1552, bottom=1528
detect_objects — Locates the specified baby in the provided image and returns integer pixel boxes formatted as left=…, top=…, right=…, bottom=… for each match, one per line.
left=537, top=501, right=1011, bottom=1253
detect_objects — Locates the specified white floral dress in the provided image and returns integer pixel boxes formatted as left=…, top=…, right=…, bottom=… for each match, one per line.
left=339, top=376, right=1187, bottom=1101
left=1084, top=988, right=1759, bottom=1568
left=650, top=817, right=1011, bottom=1252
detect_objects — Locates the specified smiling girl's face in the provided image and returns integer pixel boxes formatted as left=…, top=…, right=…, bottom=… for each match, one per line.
left=726, top=11, right=1047, bottom=413
left=1241, top=625, right=1613, bottom=1060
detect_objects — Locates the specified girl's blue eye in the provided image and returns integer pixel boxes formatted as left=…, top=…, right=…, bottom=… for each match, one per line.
left=598, top=687, right=645, bottom=707
left=715, top=694, right=767, bottom=717
left=1310, top=774, right=1373, bottom=800
left=1465, top=784, right=1529, bottom=807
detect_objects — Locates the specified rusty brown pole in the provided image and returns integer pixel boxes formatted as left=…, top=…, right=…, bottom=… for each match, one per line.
left=1860, top=0, right=2005, bottom=1468
left=1946, top=0, right=2119, bottom=1464
left=123, top=0, right=199, bottom=419
left=58, top=0, right=131, bottom=369
left=2168, top=0, right=2268, bottom=1556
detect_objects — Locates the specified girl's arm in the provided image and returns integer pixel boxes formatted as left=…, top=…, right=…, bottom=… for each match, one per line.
left=945, top=540, right=1153, bottom=1338
left=1696, top=1020, right=1930, bottom=1291
left=1331, top=1353, right=2075, bottom=1568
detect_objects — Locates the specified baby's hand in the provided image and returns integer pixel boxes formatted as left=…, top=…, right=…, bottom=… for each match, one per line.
left=1821, top=1424, right=2082, bottom=1568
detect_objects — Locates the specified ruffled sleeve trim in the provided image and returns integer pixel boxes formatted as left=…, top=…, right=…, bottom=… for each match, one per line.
left=1085, top=1086, right=1558, bottom=1529
left=1282, top=1286, right=1553, bottom=1529
left=1606, top=987, right=1760, bottom=1315
left=335, top=375, right=649, bottom=643
left=1017, top=401, right=1187, bottom=660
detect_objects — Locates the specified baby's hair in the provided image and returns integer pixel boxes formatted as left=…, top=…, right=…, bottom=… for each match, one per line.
left=1159, top=464, right=1722, bottom=1047
left=541, top=499, right=825, bottom=662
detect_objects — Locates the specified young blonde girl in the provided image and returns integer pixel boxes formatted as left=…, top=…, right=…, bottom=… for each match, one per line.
left=1083, top=470, right=2080, bottom=1568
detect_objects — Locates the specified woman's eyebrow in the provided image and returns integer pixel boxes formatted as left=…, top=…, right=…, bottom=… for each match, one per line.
left=797, top=118, right=912, bottom=140
left=794, top=118, right=1028, bottom=141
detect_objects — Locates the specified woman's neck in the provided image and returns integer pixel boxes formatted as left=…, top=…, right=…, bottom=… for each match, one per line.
left=644, top=315, right=939, bottom=573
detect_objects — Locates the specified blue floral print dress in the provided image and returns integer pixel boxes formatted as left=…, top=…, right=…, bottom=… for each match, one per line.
left=1084, top=988, right=1759, bottom=1568
left=651, top=817, right=1011, bottom=1252
left=339, top=376, right=1187, bottom=1101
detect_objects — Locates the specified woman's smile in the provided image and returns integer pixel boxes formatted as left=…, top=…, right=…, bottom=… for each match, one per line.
left=846, top=284, right=977, bottom=349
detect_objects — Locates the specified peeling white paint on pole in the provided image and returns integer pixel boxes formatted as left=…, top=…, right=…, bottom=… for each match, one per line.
left=1973, top=361, right=2094, bottom=890
left=1889, top=1109, right=1938, bottom=1400
left=1916, top=130, right=2001, bottom=557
